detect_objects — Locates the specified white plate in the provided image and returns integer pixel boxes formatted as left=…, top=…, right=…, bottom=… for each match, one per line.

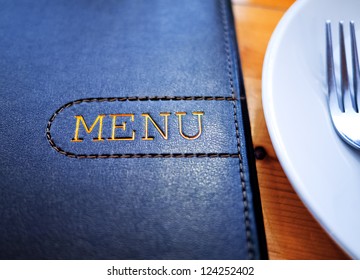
left=263, top=0, right=360, bottom=259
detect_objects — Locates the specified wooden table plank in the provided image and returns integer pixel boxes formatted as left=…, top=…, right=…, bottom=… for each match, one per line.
left=231, top=2, right=350, bottom=259
left=232, top=0, right=295, bottom=10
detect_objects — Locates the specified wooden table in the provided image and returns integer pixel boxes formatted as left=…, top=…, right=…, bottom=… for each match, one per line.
left=231, top=0, right=350, bottom=259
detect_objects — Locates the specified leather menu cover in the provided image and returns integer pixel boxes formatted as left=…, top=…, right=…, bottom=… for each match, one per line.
left=0, top=0, right=267, bottom=259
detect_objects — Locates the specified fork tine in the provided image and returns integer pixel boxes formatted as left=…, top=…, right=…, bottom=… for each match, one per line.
left=339, top=21, right=353, bottom=112
left=350, top=21, right=359, bottom=112
left=326, top=21, right=344, bottom=112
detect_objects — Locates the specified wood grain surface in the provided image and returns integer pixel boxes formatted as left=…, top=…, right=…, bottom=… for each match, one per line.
left=231, top=0, right=350, bottom=259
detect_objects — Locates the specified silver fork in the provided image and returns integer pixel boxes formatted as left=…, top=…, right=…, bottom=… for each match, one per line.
left=326, top=21, right=360, bottom=149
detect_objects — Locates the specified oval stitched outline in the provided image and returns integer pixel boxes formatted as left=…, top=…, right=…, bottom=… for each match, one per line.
left=45, top=96, right=239, bottom=159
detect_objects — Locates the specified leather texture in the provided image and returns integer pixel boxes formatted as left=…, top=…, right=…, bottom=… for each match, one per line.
left=0, top=0, right=267, bottom=259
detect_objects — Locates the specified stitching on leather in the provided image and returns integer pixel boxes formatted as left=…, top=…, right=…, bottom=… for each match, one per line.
left=54, top=96, right=235, bottom=104
left=47, top=142, right=240, bottom=159
left=46, top=96, right=237, bottom=158
left=44, top=1, right=255, bottom=258
left=219, top=0, right=255, bottom=259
